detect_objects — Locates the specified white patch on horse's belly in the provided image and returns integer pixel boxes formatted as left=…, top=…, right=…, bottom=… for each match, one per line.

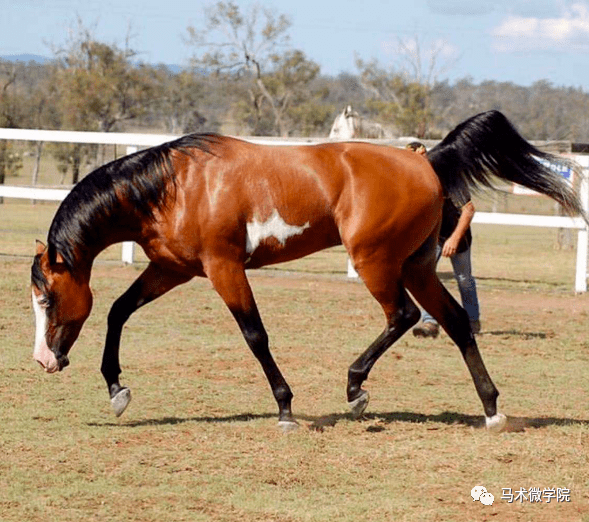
left=246, top=209, right=310, bottom=254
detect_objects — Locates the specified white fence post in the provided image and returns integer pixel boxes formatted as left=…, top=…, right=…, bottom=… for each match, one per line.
left=121, top=241, right=136, bottom=265
left=347, top=259, right=359, bottom=278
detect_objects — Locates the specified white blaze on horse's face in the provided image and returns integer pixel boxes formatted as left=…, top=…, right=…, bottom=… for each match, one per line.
left=246, top=209, right=310, bottom=255
left=31, top=244, right=93, bottom=373
left=31, top=288, right=59, bottom=373
left=31, top=277, right=91, bottom=373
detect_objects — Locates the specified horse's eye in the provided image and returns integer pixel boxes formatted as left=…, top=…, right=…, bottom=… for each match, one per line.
left=38, top=294, right=53, bottom=308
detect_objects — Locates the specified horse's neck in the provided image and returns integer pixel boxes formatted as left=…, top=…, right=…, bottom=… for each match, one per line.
left=51, top=197, right=145, bottom=271
left=87, top=210, right=144, bottom=258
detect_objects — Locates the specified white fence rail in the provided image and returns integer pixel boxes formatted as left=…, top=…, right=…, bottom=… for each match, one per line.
left=1, top=128, right=588, bottom=292
left=0, top=128, right=323, bottom=147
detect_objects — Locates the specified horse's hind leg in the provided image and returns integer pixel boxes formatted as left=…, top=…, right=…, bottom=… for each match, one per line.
left=204, top=259, right=297, bottom=432
left=402, top=255, right=506, bottom=431
left=101, top=262, right=192, bottom=416
left=346, top=264, right=421, bottom=417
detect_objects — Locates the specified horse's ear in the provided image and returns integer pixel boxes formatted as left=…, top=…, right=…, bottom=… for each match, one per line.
left=46, top=244, right=65, bottom=266
left=35, top=240, right=46, bottom=256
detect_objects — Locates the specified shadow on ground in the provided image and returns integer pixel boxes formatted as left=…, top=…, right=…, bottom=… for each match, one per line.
left=88, top=410, right=589, bottom=434
left=481, top=329, right=554, bottom=340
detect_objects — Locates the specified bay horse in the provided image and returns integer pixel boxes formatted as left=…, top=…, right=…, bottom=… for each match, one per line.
left=31, top=111, right=586, bottom=432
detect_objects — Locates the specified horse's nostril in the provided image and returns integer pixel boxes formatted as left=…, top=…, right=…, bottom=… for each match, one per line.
left=57, top=355, right=70, bottom=371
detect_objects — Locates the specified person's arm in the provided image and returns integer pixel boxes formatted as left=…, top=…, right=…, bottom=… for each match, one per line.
left=441, top=201, right=475, bottom=257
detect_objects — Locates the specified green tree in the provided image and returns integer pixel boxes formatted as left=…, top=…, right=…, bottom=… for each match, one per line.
left=55, top=26, right=156, bottom=132
left=237, top=49, right=325, bottom=136
left=290, top=97, right=335, bottom=137
left=357, top=58, right=432, bottom=137
left=20, top=63, right=61, bottom=189
left=186, top=1, right=290, bottom=74
left=51, top=20, right=157, bottom=182
left=187, top=2, right=324, bottom=136
left=357, top=36, right=455, bottom=137
left=0, top=62, right=23, bottom=200
left=148, top=66, right=213, bottom=134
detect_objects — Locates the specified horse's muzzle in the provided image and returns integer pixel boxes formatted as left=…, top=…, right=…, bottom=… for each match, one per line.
left=35, top=352, right=70, bottom=373
left=56, top=354, right=70, bottom=372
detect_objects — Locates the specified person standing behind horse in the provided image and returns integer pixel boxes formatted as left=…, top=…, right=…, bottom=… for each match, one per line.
left=405, top=141, right=481, bottom=337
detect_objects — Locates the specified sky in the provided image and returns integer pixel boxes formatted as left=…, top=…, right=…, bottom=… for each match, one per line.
left=3, top=0, right=589, bottom=89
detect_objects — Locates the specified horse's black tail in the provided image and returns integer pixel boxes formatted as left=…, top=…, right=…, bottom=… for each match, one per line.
left=428, top=110, right=586, bottom=219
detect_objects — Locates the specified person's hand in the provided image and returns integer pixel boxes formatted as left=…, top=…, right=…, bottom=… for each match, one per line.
left=441, top=237, right=459, bottom=257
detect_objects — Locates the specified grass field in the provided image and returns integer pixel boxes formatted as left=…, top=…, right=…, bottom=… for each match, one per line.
left=1, top=199, right=589, bottom=521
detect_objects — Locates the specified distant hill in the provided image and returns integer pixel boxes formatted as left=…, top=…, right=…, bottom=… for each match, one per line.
left=1, top=53, right=184, bottom=73
left=0, top=54, right=52, bottom=64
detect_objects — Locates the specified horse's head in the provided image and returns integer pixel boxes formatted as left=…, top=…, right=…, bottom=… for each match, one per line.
left=31, top=241, right=93, bottom=373
left=329, top=105, right=357, bottom=140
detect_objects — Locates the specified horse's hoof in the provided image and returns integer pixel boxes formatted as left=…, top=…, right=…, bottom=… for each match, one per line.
left=111, top=387, right=132, bottom=417
left=348, top=390, right=370, bottom=418
left=485, top=413, right=507, bottom=432
left=278, top=419, right=299, bottom=433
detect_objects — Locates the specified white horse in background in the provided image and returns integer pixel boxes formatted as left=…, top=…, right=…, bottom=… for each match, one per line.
left=329, top=105, right=386, bottom=140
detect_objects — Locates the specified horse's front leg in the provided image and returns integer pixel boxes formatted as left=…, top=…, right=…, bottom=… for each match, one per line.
left=204, top=258, right=297, bottom=432
left=101, top=262, right=191, bottom=417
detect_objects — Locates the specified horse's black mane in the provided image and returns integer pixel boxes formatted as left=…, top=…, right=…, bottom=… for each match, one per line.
left=46, top=133, right=222, bottom=272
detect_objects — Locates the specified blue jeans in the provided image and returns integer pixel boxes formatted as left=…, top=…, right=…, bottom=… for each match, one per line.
left=421, top=244, right=480, bottom=325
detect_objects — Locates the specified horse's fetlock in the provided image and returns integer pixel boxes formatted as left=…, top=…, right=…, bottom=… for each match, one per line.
left=348, top=366, right=367, bottom=384
left=347, top=368, right=368, bottom=402
left=274, top=385, right=293, bottom=404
